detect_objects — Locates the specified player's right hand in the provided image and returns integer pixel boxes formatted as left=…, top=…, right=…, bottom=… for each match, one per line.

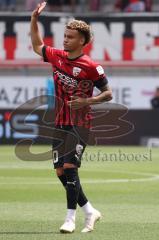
left=32, top=1, right=47, bottom=18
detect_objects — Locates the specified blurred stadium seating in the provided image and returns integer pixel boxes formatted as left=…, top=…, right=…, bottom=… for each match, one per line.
left=1, top=0, right=159, bottom=12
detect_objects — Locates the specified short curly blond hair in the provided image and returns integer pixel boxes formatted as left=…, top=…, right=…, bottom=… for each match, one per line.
left=66, top=19, right=92, bottom=45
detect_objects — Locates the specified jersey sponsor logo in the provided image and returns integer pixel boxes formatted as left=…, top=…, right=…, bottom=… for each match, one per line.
left=73, top=67, right=82, bottom=77
left=96, top=65, right=104, bottom=75
left=54, top=70, right=78, bottom=87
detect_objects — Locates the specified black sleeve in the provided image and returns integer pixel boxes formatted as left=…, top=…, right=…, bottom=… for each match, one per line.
left=94, top=77, right=108, bottom=89
left=42, top=46, right=48, bottom=62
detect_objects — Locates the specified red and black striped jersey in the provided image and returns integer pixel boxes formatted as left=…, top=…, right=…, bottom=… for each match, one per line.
left=42, top=46, right=108, bottom=128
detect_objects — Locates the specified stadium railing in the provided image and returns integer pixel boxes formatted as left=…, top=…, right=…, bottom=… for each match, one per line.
left=0, top=60, right=159, bottom=69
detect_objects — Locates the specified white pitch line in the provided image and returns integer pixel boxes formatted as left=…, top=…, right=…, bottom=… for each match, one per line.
left=0, top=174, right=159, bottom=185
left=82, top=174, right=159, bottom=183
left=0, top=168, right=159, bottom=185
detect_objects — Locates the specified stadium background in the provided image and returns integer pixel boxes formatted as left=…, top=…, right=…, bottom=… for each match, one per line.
left=0, top=1, right=159, bottom=240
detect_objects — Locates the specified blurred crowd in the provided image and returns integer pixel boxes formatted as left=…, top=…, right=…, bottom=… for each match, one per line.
left=0, top=0, right=155, bottom=12
left=0, top=0, right=16, bottom=10
left=114, top=0, right=153, bottom=12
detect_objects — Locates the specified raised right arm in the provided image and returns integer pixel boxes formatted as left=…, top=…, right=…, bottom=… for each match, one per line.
left=30, top=2, right=47, bottom=56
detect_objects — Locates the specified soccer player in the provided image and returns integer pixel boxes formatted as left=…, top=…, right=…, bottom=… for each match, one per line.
left=31, top=1, right=112, bottom=233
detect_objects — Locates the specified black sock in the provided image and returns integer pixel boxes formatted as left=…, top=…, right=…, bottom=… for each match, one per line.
left=64, top=168, right=80, bottom=209
left=58, top=174, right=88, bottom=207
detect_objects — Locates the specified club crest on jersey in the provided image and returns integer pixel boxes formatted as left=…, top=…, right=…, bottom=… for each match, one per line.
left=76, top=144, right=83, bottom=156
left=73, top=67, right=81, bottom=77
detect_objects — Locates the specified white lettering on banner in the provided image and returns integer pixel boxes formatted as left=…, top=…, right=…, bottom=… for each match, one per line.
left=0, top=19, right=159, bottom=61
left=0, top=22, right=5, bottom=59
left=51, top=22, right=65, bottom=49
left=14, top=22, right=44, bottom=59
left=91, top=22, right=125, bottom=60
left=133, top=23, right=159, bottom=60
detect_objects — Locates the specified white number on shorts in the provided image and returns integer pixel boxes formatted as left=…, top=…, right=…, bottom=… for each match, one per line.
left=53, top=150, right=58, bottom=163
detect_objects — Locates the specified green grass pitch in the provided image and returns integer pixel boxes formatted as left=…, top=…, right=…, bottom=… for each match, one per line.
left=0, top=145, right=159, bottom=240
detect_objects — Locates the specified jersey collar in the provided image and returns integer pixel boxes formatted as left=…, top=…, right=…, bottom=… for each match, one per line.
left=67, top=53, right=84, bottom=61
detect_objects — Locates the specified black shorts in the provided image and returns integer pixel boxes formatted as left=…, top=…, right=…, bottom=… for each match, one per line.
left=52, top=125, right=89, bottom=169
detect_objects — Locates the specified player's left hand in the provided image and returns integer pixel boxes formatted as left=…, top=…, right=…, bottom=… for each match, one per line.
left=67, top=96, right=89, bottom=110
left=32, top=1, right=47, bottom=18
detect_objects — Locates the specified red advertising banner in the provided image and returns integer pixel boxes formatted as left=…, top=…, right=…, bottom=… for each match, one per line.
left=0, top=13, right=159, bottom=63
